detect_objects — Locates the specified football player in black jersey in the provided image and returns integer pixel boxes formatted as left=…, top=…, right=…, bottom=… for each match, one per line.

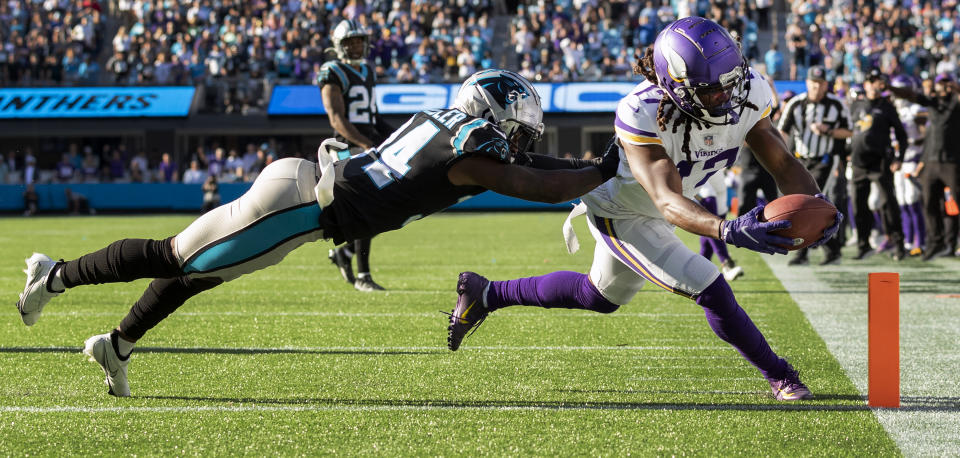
left=319, top=19, right=394, bottom=292
left=16, top=69, right=621, bottom=397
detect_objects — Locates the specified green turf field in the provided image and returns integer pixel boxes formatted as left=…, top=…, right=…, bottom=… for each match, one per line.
left=0, top=213, right=898, bottom=455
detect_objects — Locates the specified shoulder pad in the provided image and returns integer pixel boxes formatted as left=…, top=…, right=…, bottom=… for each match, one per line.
left=452, top=119, right=511, bottom=162
left=317, top=61, right=348, bottom=92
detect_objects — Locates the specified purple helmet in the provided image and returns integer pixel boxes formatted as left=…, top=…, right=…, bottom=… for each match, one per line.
left=652, top=17, right=749, bottom=125
left=890, top=74, right=917, bottom=91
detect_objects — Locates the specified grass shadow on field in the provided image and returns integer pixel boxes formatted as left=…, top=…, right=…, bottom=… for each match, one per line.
left=0, top=346, right=438, bottom=356
left=134, top=395, right=960, bottom=412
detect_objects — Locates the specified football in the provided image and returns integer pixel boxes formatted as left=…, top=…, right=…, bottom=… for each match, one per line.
left=762, top=194, right=838, bottom=251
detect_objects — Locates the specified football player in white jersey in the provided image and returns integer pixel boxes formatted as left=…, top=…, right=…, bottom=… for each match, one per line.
left=447, top=17, right=842, bottom=401
left=890, top=75, right=928, bottom=256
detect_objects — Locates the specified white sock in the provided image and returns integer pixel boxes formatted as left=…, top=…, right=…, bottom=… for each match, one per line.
left=115, top=334, right=135, bottom=357
left=49, top=266, right=65, bottom=292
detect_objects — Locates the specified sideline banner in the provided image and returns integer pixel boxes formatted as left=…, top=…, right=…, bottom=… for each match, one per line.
left=0, top=87, right=195, bottom=119
left=270, top=81, right=808, bottom=115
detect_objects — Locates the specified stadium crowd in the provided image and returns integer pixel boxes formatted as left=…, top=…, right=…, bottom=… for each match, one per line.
left=0, top=141, right=291, bottom=186
left=4, top=1, right=960, bottom=105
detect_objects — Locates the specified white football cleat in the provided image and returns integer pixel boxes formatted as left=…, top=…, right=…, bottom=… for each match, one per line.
left=721, top=260, right=744, bottom=282
left=83, top=332, right=131, bottom=397
left=16, top=253, right=62, bottom=326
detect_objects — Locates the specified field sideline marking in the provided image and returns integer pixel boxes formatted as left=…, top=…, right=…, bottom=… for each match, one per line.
left=0, top=403, right=869, bottom=414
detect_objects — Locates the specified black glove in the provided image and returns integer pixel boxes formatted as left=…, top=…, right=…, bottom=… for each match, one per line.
left=592, top=135, right=621, bottom=181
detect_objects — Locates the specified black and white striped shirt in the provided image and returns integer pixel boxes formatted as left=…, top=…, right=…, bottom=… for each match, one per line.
left=777, top=93, right=851, bottom=159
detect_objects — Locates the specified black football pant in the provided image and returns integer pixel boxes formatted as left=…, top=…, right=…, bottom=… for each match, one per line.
left=920, top=161, right=960, bottom=251
left=851, top=166, right=904, bottom=253
left=739, top=169, right=777, bottom=215
left=57, top=237, right=221, bottom=340
left=794, top=157, right=843, bottom=260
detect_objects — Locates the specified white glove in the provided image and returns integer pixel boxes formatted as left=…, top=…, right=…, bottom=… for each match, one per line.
left=314, top=138, right=347, bottom=208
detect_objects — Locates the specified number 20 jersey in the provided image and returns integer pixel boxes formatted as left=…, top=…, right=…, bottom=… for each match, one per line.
left=318, top=108, right=511, bottom=243
left=581, top=68, right=775, bottom=219
left=316, top=60, right=384, bottom=144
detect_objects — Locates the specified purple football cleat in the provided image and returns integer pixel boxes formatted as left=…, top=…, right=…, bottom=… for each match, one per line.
left=446, top=272, right=491, bottom=351
left=768, top=362, right=813, bottom=401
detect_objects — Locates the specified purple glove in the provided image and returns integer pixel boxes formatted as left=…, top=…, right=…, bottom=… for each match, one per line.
left=807, top=193, right=843, bottom=248
left=721, top=206, right=794, bottom=255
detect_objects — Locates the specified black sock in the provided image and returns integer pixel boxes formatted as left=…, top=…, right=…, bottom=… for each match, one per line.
left=354, top=238, right=371, bottom=274
left=60, top=237, right=182, bottom=288
left=119, top=276, right=222, bottom=340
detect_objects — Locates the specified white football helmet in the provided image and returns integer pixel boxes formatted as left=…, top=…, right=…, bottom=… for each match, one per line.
left=331, top=19, right=369, bottom=66
left=454, top=69, right=544, bottom=155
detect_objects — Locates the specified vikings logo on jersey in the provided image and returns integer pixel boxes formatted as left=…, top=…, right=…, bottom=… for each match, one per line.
left=473, top=73, right=529, bottom=109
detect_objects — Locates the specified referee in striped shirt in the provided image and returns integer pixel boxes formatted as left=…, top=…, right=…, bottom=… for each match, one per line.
left=778, top=66, right=853, bottom=265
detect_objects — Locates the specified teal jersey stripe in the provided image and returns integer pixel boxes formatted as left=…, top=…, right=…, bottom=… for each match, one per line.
left=329, top=63, right=350, bottom=93
left=183, top=204, right=323, bottom=274
left=452, top=119, right=489, bottom=156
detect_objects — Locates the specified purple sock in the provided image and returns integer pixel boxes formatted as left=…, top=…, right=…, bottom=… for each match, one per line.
left=486, top=271, right=619, bottom=313
left=696, top=276, right=786, bottom=380
left=700, top=236, right=714, bottom=260
left=912, top=202, right=926, bottom=247
left=900, top=205, right=913, bottom=244
left=708, top=237, right=731, bottom=263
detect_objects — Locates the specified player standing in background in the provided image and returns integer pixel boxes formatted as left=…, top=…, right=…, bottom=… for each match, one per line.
left=890, top=75, right=928, bottom=257
left=16, top=70, right=621, bottom=397
left=848, top=69, right=907, bottom=261
left=318, top=19, right=395, bottom=292
left=889, top=73, right=960, bottom=260
left=777, top=66, right=852, bottom=266
left=697, top=171, right=743, bottom=281
left=447, top=18, right=842, bottom=401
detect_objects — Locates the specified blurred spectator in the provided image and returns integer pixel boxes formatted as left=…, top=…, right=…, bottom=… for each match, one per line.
left=56, top=154, right=75, bottom=182
left=108, top=151, right=126, bottom=181
left=65, top=188, right=93, bottom=215
left=0, top=154, right=9, bottom=184
left=224, top=149, right=244, bottom=177
left=157, top=153, right=179, bottom=183
left=4, top=151, right=20, bottom=184
left=23, top=184, right=38, bottom=216
left=24, top=154, right=37, bottom=185
left=201, top=175, right=220, bottom=213
left=183, top=160, right=207, bottom=184
left=207, top=148, right=225, bottom=177
left=130, top=152, right=148, bottom=177
left=81, top=150, right=100, bottom=182
left=765, top=43, right=784, bottom=80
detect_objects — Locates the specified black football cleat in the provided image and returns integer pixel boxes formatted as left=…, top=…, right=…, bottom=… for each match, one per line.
left=328, top=247, right=355, bottom=284
left=354, top=273, right=386, bottom=292
left=446, top=272, right=491, bottom=351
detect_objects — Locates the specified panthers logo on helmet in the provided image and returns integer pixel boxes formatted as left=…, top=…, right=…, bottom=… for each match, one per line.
left=473, top=74, right=529, bottom=109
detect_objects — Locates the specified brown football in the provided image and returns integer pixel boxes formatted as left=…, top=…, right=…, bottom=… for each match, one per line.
left=762, top=194, right=838, bottom=251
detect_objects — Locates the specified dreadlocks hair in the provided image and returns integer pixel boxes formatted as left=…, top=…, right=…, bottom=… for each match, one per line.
left=632, top=45, right=762, bottom=163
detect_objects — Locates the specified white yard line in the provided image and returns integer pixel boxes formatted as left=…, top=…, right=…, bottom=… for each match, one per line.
left=763, top=254, right=960, bottom=457
left=0, top=344, right=729, bottom=353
